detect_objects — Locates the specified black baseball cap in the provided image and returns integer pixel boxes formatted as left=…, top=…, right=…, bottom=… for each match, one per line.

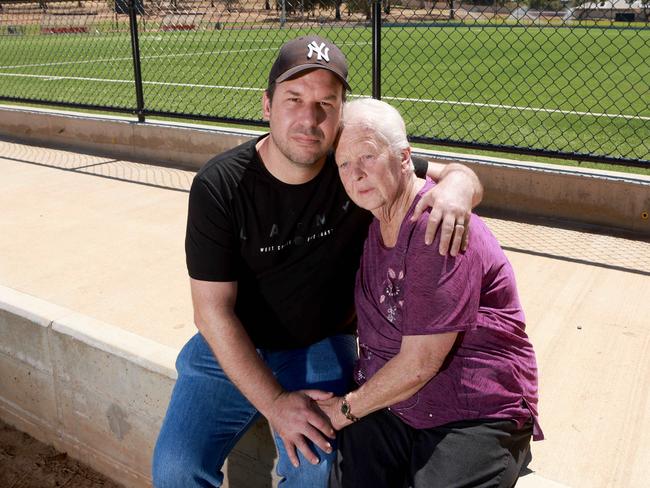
left=268, top=35, right=350, bottom=91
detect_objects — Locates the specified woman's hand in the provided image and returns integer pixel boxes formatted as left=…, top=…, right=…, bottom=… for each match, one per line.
left=317, top=333, right=458, bottom=430
left=316, top=396, right=352, bottom=431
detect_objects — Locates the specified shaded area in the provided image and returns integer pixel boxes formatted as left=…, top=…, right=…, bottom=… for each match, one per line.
left=0, top=137, right=194, bottom=193
left=502, top=245, right=650, bottom=277
left=0, top=419, right=123, bottom=488
left=479, top=209, right=650, bottom=275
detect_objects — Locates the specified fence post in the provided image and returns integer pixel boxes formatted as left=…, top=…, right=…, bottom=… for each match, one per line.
left=371, top=0, right=381, bottom=100
left=280, top=0, right=286, bottom=27
left=128, top=0, right=145, bottom=123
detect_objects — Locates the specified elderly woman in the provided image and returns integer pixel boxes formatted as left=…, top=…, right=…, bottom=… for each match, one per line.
left=318, top=98, right=543, bottom=488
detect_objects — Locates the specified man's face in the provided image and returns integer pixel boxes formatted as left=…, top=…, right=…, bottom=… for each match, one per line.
left=263, top=69, right=343, bottom=168
left=335, top=125, right=407, bottom=213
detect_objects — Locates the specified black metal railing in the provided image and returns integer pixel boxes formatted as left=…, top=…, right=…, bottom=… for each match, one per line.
left=1, top=0, right=648, bottom=167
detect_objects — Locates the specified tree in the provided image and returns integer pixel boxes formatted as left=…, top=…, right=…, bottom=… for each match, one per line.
left=641, top=0, right=650, bottom=21
left=335, top=0, right=342, bottom=19
left=347, top=0, right=371, bottom=19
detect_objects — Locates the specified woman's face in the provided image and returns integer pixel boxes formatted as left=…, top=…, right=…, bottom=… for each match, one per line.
left=335, top=125, right=407, bottom=214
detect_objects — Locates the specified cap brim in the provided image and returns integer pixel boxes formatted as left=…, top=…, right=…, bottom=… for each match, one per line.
left=275, top=64, right=351, bottom=92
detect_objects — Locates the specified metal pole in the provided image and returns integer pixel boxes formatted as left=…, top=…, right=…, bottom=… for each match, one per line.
left=128, top=0, right=145, bottom=123
left=280, top=0, right=286, bottom=27
left=372, top=0, right=381, bottom=100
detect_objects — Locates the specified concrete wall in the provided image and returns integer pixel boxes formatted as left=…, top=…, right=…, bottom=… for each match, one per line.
left=0, top=105, right=257, bottom=171
left=0, top=285, right=279, bottom=488
left=422, top=151, right=650, bottom=236
left=0, top=286, right=569, bottom=488
left=1, top=104, right=648, bottom=236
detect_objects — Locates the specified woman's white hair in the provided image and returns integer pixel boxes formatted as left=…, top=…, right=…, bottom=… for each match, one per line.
left=340, top=98, right=409, bottom=157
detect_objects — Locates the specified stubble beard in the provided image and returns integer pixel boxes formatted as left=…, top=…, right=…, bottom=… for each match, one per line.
left=270, top=130, right=329, bottom=168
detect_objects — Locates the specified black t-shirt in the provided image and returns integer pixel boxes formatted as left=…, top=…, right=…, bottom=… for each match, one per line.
left=186, top=135, right=427, bottom=349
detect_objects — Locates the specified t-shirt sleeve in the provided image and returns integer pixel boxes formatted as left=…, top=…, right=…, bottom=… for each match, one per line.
left=412, top=156, right=428, bottom=178
left=185, top=175, right=239, bottom=281
left=402, top=217, right=480, bottom=336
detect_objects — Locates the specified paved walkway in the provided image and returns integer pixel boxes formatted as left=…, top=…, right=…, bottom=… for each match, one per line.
left=1, top=139, right=649, bottom=487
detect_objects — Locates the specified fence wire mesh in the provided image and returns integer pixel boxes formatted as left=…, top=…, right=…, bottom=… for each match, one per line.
left=381, top=2, right=649, bottom=163
left=0, top=0, right=135, bottom=108
left=0, top=0, right=648, bottom=164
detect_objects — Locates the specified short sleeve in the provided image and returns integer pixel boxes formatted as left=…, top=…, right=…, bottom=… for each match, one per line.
left=185, top=176, right=239, bottom=281
left=402, top=217, right=480, bottom=336
left=412, top=156, right=428, bottom=178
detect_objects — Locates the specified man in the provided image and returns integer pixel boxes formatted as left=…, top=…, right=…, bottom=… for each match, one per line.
left=152, top=35, right=483, bottom=487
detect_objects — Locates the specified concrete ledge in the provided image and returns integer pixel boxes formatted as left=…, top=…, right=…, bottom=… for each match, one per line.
left=518, top=473, right=573, bottom=488
left=51, top=313, right=178, bottom=380
left=0, top=104, right=260, bottom=171
left=0, top=282, right=571, bottom=488
left=417, top=149, right=650, bottom=235
left=0, top=285, right=280, bottom=487
left=1, top=104, right=648, bottom=236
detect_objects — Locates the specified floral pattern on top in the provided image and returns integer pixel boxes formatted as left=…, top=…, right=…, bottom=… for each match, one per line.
left=380, top=267, right=405, bottom=323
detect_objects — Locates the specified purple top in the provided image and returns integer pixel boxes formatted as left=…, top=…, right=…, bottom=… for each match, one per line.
left=354, top=179, right=543, bottom=440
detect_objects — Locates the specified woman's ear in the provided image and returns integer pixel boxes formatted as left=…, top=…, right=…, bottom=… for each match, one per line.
left=400, top=147, right=413, bottom=173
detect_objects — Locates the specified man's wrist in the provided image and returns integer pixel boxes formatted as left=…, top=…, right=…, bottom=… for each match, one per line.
left=444, top=164, right=482, bottom=207
left=258, top=388, right=287, bottom=418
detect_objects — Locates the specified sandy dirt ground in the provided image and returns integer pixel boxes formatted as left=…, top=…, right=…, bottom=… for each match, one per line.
left=0, top=419, right=123, bottom=488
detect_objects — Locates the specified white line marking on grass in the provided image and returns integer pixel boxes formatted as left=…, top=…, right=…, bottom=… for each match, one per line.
left=381, top=95, right=650, bottom=121
left=0, top=56, right=133, bottom=70
left=0, top=72, right=133, bottom=83
left=144, top=80, right=262, bottom=91
left=0, top=47, right=276, bottom=70
left=1, top=70, right=646, bottom=121
left=0, top=72, right=264, bottom=91
left=0, top=40, right=368, bottom=70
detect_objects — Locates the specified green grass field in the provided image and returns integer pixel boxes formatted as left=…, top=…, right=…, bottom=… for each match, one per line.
left=1, top=23, right=648, bottom=162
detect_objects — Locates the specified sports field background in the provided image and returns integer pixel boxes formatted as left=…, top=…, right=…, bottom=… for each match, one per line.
left=1, top=1, right=648, bottom=163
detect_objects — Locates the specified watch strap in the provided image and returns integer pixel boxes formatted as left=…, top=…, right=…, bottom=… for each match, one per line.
left=341, top=395, right=359, bottom=422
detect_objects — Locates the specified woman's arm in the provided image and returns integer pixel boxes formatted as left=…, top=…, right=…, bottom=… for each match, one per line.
left=318, top=332, right=457, bottom=430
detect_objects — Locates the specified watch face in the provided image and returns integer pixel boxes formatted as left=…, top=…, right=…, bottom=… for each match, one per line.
left=341, top=402, right=350, bottom=415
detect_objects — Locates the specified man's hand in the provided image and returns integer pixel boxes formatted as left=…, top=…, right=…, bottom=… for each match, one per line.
left=191, top=280, right=338, bottom=470
left=266, top=390, right=336, bottom=468
left=412, top=168, right=476, bottom=256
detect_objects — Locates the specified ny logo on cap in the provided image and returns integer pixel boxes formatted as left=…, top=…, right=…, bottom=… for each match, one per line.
left=307, top=41, right=330, bottom=62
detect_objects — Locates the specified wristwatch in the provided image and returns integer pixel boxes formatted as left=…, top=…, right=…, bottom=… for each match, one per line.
left=340, top=395, right=359, bottom=422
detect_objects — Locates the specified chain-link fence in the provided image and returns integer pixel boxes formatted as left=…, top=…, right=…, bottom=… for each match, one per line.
left=1, top=0, right=648, bottom=166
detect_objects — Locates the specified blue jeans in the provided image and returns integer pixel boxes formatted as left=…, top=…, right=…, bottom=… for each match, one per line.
left=152, top=332, right=357, bottom=488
